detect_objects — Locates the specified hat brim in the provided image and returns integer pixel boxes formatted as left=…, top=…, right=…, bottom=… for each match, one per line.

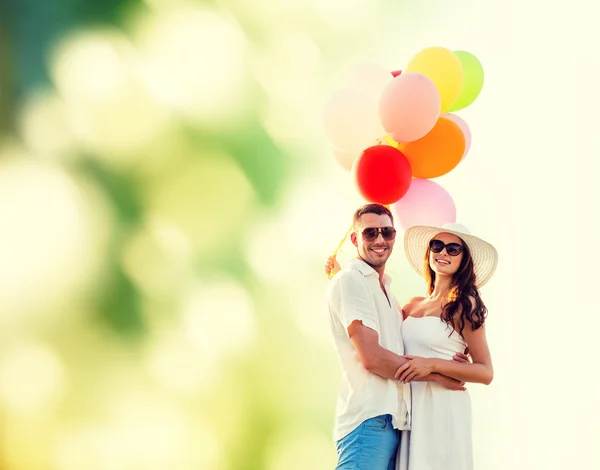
left=404, top=225, right=498, bottom=288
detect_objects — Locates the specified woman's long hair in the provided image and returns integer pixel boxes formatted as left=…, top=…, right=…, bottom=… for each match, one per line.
left=424, top=237, right=488, bottom=337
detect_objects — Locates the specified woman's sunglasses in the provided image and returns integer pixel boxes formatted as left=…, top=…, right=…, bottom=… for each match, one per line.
left=360, top=226, right=397, bottom=242
left=429, top=239, right=464, bottom=256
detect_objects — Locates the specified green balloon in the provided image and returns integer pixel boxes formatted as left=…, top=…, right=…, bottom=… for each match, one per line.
left=447, top=51, right=484, bottom=112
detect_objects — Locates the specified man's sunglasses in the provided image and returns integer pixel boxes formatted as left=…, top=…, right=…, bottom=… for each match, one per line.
left=429, top=239, right=464, bottom=256
left=359, top=226, right=397, bottom=242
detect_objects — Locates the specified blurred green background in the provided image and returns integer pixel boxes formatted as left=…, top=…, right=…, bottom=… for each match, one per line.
left=0, top=1, right=427, bottom=468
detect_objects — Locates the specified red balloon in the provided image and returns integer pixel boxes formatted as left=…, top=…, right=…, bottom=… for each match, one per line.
left=391, top=70, right=402, bottom=77
left=353, top=145, right=413, bottom=205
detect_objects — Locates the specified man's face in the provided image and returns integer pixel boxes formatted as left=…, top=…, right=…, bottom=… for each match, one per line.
left=351, top=212, right=395, bottom=268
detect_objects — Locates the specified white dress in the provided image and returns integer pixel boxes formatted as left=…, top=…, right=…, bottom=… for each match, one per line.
left=396, top=316, right=474, bottom=470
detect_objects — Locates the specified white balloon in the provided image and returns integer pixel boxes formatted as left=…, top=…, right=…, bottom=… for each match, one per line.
left=322, top=87, right=384, bottom=152
left=346, top=63, right=394, bottom=101
left=331, top=145, right=358, bottom=171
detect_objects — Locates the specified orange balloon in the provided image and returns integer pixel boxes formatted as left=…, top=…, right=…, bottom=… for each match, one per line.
left=398, top=116, right=466, bottom=178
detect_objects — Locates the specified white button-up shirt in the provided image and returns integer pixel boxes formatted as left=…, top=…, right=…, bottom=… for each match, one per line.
left=327, top=258, right=411, bottom=442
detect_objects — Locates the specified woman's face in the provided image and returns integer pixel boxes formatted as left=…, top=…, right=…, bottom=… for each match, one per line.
left=428, top=232, right=464, bottom=277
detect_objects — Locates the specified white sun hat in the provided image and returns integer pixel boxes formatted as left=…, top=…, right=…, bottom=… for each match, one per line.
left=404, top=223, right=499, bottom=287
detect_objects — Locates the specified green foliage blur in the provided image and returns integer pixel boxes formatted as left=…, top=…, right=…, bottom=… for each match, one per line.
left=0, top=1, right=421, bottom=469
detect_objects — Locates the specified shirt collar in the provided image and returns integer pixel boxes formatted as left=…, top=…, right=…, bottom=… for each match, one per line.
left=348, top=258, right=392, bottom=286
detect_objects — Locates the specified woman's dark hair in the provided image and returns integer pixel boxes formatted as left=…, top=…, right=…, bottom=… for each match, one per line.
left=424, top=236, right=488, bottom=337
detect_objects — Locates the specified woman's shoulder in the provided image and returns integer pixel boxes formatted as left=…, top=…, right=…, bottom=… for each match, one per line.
left=401, top=296, right=426, bottom=318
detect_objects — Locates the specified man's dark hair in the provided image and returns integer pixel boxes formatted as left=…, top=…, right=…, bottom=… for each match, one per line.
left=352, top=203, right=394, bottom=229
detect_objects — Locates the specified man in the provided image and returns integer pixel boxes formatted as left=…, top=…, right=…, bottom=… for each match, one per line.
left=327, top=203, right=466, bottom=470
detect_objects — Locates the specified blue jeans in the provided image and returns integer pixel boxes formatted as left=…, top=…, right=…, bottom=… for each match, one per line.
left=335, top=414, right=399, bottom=470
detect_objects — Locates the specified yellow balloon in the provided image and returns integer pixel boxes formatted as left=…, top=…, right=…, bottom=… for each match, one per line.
left=405, top=47, right=464, bottom=112
left=384, top=134, right=399, bottom=147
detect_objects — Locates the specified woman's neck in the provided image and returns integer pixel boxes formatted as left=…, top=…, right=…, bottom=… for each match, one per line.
left=429, top=276, right=453, bottom=300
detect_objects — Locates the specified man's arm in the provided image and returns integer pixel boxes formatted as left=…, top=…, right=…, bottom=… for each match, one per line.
left=348, top=320, right=465, bottom=390
left=348, top=320, right=408, bottom=379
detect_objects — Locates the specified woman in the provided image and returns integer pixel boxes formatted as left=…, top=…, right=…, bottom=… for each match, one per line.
left=326, top=223, right=498, bottom=469
left=395, top=223, right=497, bottom=470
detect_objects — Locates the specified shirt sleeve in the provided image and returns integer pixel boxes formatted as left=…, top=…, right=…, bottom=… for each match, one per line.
left=331, top=271, right=380, bottom=336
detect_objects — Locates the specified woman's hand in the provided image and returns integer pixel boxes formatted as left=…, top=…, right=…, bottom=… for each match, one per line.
left=395, top=355, right=435, bottom=383
left=325, top=255, right=341, bottom=279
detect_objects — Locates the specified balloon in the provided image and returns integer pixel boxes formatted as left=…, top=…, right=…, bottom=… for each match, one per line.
left=447, top=51, right=484, bottom=112
left=347, top=63, right=394, bottom=101
left=391, top=70, right=402, bottom=77
left=443, top=113, right=471, bottom=159
left=331, top=145, right=358, bottom=171
left=398, top=116, right=465, bottom=178
left=323, top=87, right=384, bottom=152
left=384, top=135, right=399, bottom=147
left=391, top=178, right=456, bottom=230
left=379, top=72, right=441, bottom=143
left=405, top=46, right=463, bottom=112
left=353, top=145, right=413, bottom=205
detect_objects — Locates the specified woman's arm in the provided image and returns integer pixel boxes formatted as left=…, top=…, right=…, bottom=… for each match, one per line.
left=395, top=324, right=493, bottom=385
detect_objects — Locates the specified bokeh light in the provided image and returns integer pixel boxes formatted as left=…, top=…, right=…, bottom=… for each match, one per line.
left=183, top=280, right=257, bottom=359
left=0, top=341, right=66, bottom=414
left=50, top=29, right=169, bottom=162
left=134, top=5, right=249, bottom=127
left=0, top=157, right=113, bottom=324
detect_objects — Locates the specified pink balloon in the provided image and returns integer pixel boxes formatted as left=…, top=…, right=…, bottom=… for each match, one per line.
left=379, top=72, right=441, bottom=143
left=391, top=178, right=456, bottom=230
left=443, top=113, right=471, bottom=160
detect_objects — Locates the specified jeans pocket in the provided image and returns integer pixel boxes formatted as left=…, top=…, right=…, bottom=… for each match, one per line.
left=363, top=415, right=388, bottom=430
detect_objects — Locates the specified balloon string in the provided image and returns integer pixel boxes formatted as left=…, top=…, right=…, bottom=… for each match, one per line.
left=327, top=223, right=353, bottom=280
left=334, top=223, right=353, bottom=255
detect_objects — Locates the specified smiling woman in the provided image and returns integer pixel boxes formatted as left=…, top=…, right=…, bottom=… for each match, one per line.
left=394, top=223, right=498, bottom=470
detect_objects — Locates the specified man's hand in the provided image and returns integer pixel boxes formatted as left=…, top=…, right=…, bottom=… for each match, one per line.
left=325, top=255, right=341, bottom=279
left=432, top=374, right=467, bottom=391
left=453, top=352, right=470, bottom=363
left=453, top=346, right=472, bottom=363
left=395, top=355, right=434, bottom=383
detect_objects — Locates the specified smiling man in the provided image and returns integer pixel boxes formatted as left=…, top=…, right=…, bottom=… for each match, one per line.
left=326, top=203, right=465, bottom=470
